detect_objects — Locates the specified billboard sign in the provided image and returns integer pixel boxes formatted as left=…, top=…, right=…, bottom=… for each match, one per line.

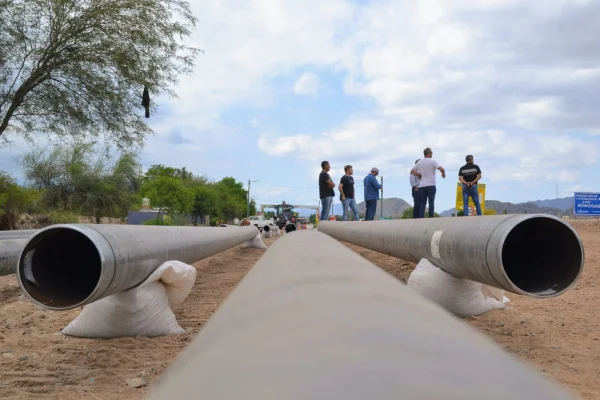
left=574, top=192, right=600, bottom=215
left=455, top=183, right=486, bottom=216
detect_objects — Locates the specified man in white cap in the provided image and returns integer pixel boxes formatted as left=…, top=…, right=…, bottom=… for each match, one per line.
left=363, top=167, right=382, bottom=221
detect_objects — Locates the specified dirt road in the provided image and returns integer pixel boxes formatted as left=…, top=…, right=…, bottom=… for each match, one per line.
left=1, top=220, right=598, bottom=399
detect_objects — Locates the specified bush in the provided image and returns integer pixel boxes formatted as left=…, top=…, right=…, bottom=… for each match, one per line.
left=47, top=210, right=79, bottom=224
left=143, top=218, right=174, bottom=226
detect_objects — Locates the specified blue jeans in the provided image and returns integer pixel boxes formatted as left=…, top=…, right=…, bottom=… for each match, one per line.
left=365, top=199, right=378, bottom=220
left=320, top=196, right=333, bottom=221
left=419, top=186, right=436, bottom=218
left=342, top=198, right=360, bottom=221
left=411, top=189, right=421, bottom=219
left=462, top=184, right=482, bottom=216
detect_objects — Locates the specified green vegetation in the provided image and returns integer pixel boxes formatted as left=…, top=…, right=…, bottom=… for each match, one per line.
left=0, top=0, right=199, bottom=147
left=0, top=142, right=256, bottom=229
left=401, top=207, right=440, bottom=219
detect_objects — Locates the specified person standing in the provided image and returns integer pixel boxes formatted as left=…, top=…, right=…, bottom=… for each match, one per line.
left=409, top=159, right=421, bottom=219
left=458, top=155, right=482, bottom=216
left=319, top=161, right=335, bottom=221
left=411, top=148, right=446, bottom=218
left=363, top=167, right=382, bottom=221
left=339, top=165, right=360, bottom=221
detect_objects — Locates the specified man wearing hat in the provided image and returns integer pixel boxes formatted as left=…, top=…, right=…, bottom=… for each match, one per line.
left=363, top=167, right=382, bottom=221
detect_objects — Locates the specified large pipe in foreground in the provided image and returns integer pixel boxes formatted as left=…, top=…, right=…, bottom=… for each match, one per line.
left=147, top=231, right=574, bottom=400
left=17, top=224, right=258, bottom=310
left=318, top=214, right=584, bottom=298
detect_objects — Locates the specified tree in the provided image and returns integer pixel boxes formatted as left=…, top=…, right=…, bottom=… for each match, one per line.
left=457, top=210, right=465, bottom=216
left=402, top=207, right=440, bottom=218
left=503, top=209, right=508, bottom=214
left=190, top=184, right=218, bottom=225
left=0, top=0, right=199, bottom=146
left=21, top=142, right=139, bottom=222
left=401, top=207, right=414, bottom=219
left=0, top=172, right=38, bottom=229
left=141, top=175, right=191, bottom=220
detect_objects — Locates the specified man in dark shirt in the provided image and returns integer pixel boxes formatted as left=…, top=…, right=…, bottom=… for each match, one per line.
left=458, top=155, right=482, bottom=216
left=319, top=161, right=335, bottom=221
left=339, top=165, right=360, bottom=221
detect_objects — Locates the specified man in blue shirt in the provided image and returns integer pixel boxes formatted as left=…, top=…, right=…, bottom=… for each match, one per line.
left=363, top=167, right=381, bottom=221
left=409, top=159, right=421, bottom=219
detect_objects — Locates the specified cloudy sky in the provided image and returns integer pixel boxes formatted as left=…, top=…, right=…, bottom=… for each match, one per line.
left=2, top=0, right=599, bottom=213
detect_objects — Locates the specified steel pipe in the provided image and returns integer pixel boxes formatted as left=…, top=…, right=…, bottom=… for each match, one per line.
left=0, top=230, right=37, bottom=276
left=147, top=231, right=574, bottom=400
left=0, top=238, right=30, bottom=276
left=285, top=223, right=297, bottom=233
left=17, top=224, right=258, bottom=310
left=0, top=229, right=38, bottom=239
left=318, top=214, right=584, bottom=298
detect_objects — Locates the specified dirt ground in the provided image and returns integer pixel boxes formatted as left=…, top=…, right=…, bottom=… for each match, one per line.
left=1, top=220, right=599, bottom=399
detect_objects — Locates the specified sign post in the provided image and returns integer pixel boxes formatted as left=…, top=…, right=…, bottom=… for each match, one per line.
left=574, top=192, right=600, bottom=216
left=455, top=183, right=486, bottom=216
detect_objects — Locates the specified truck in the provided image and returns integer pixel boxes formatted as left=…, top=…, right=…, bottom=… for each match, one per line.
left=241, top=215, right=274, bottom=229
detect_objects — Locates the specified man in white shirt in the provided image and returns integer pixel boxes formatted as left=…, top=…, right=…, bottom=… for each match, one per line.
left=411, top=147, right=446, bottom=218
left=409, top=159, right=421, bottom=219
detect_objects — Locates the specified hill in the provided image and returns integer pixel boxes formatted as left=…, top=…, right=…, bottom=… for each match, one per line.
left=533, top=197, right=574, bottom=211
left=328, top=197, right=411, bottom=218
left=440, top=200, right=565, bottom=217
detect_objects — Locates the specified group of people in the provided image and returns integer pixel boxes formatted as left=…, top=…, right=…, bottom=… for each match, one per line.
left=318, top=147, right=483, bottom=221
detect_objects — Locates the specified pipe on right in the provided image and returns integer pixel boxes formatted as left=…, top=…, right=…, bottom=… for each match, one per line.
left=318, top=214, right=584, bottom=297
left=147, top=231, right=574, bottom=400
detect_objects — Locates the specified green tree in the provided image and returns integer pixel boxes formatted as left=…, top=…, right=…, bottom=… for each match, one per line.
left=401, top=207, right=414, bottom=219
left=21, top=142, right=139, bottom=222
left=0, top=172, right=37, bottom=229
left=503, top=209, right=508, bottom=214
left=141, top=175, right=191, bottom=220
left=190, top=184, right=218, bottom=226
left=215, top=177, right=252, bottom=221
left=308, top=213, right=316, bottom=224
left=457, top=210, right=465, bottom=216
left=0, top=0, right=199, bottom=146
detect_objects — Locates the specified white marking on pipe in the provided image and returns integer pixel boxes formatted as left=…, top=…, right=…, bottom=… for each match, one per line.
left=430, top=231, right=443, bottom=259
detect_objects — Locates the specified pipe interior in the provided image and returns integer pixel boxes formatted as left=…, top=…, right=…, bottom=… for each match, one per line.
left=502, top=218, right=583, bottom=296
left=285, top=224, right=297, bottom=233
left=263, top=225, right=270, bottom=232
left=19, top=228, right=101, bottom=308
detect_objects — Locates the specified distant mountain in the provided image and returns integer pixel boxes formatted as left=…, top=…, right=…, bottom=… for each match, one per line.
left=533, top=197, right=574, bottom=211
left=440, top=200, right=565, bottom=217
left=326, top=197, right=411, bottom=218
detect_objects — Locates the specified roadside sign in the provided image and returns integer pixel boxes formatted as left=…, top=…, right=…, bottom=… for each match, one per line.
left=574, top=192, right=600, bottom=215
left=455, top=183, right=486, bottom=215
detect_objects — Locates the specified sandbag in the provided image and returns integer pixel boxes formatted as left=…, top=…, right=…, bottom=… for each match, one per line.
left=241, top=233, right=268, bottom=250
left=61, top=260, right=197, bottom=338
left=407, top=259, right=507, bottom=318
left=261, top=229, right=271, bottom=239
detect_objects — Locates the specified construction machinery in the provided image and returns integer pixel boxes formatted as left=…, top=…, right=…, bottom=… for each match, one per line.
left=261, top=202, right=318, bottom=230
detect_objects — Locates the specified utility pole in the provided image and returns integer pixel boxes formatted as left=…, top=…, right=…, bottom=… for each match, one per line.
left=247, top=179, right=259, bottom=217
left=380, top=176, right=384, bottom=219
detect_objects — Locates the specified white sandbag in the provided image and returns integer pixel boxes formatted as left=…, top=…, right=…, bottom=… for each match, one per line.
left=261, top=229, right=271, bottom=239
left=481, top=285, right=510, bottom=304
left=61, top=260, right=197, bottom=339
left=241, top=233, right=268, bottom=250
left=407, top=259, right=507, bottom=318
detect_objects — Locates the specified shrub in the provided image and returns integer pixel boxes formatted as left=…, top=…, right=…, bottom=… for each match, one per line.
left=47, top=210, right=79, bottom=224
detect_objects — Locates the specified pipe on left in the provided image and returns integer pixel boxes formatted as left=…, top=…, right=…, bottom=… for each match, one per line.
left=17, top=224, right=258, bottom=310
left=0, top=230, right=37, bottom=276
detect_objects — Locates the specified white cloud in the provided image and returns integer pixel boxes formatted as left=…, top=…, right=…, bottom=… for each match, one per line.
left=293, top=72, right=320, bottom=95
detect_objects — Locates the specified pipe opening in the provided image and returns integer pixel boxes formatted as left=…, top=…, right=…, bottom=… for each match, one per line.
left=263, top=225, right=270, bottom=232
left=285, top=224, right=297, bottom=233
left=19, top=228, right=102, bottom=308
left=502, top=217, right=583, bottom=296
